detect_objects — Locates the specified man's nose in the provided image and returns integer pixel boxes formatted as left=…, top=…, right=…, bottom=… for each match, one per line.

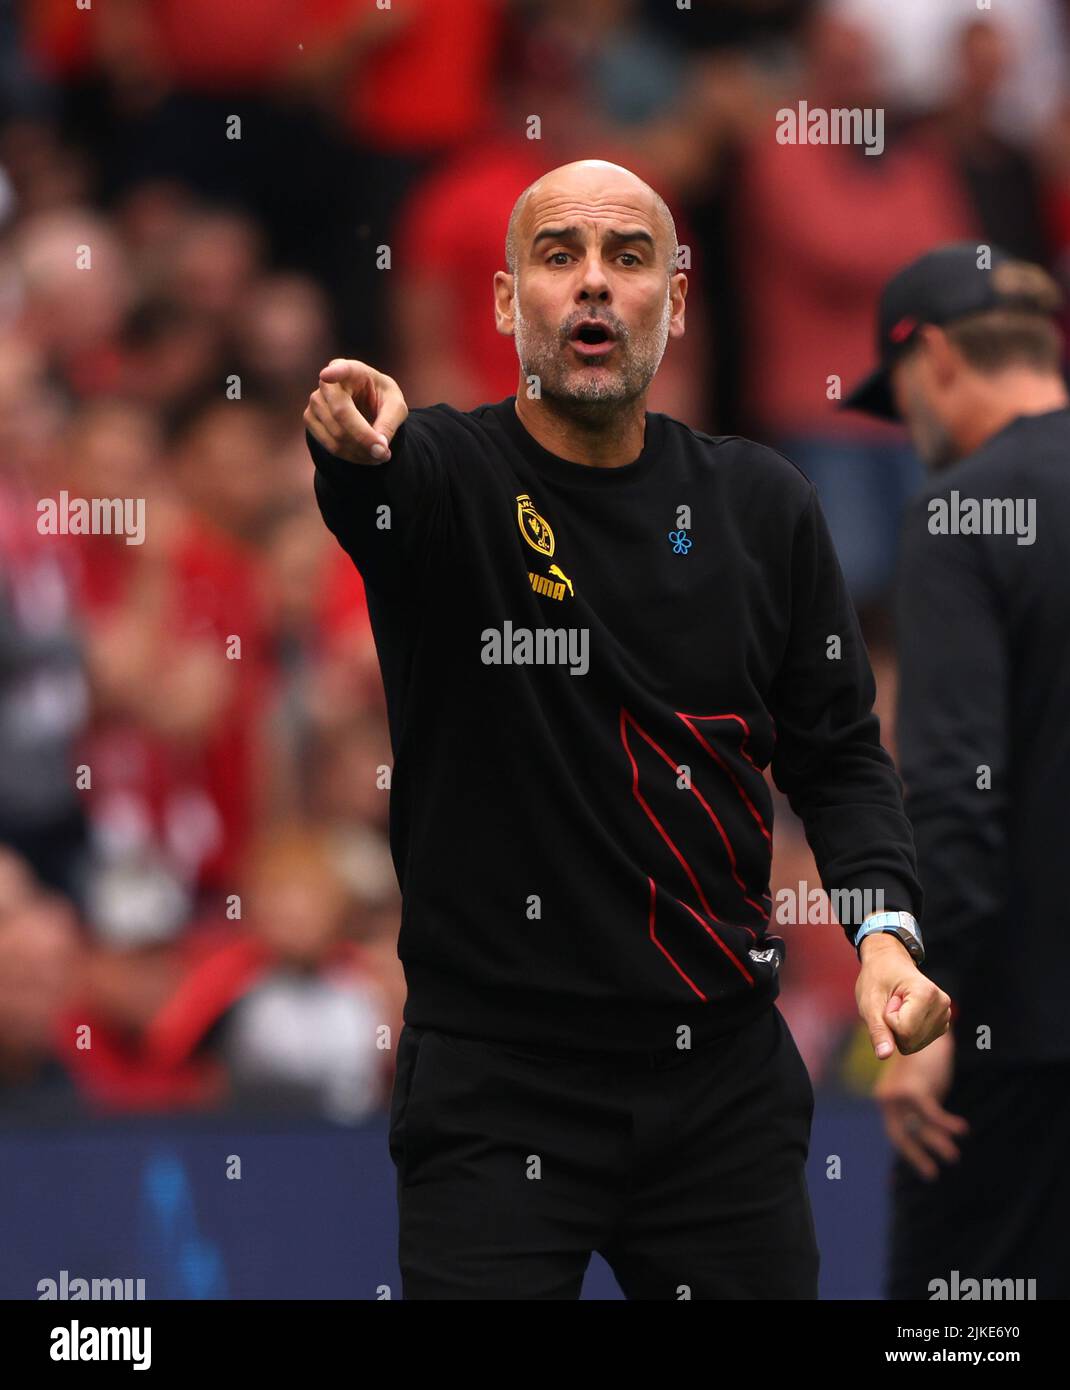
left=576, top=255, right=611, bottom=301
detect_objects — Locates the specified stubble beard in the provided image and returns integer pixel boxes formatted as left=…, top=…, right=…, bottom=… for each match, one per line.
left=513, top=285, right=672, bottom=425
left=906, top=386, right=959, bottom=472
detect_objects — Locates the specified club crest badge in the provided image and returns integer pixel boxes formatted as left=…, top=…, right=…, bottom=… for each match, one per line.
left=516, top=493, right=555, bottom=557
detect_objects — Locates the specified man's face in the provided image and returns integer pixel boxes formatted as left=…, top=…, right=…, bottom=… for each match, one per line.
left=890, top=344, right=959, bottom=472
left=496, top=170, right=686, bottom=413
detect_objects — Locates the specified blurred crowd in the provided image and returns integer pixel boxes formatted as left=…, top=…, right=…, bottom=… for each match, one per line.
left=2, top=0, right=1069, bottom=1124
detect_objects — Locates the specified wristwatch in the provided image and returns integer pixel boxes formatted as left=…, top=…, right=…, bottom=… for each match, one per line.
left=853, top=910, right=924, bottom=964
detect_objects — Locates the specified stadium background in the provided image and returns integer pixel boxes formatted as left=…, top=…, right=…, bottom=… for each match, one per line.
left=1, top=0, right=1066, bottom=1298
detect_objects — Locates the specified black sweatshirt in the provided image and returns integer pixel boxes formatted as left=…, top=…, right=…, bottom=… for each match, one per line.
left=310, top=397, right=921, bottom=1052
left=896, top=406, right=1070, bottom=1065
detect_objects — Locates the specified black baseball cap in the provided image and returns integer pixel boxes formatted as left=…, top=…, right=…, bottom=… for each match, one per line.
left=843, top=242, right=1028, bottom=421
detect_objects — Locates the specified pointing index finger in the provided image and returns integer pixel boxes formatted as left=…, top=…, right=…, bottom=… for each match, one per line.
left=370, top=381, right=408, bottom=452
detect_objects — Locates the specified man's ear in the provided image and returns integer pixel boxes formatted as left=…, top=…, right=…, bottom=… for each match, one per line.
left=493, top=270, right=516, bottom=337
left=921, top=324, right=959, bottom=388
left=669, top=272, right=687, bottom=340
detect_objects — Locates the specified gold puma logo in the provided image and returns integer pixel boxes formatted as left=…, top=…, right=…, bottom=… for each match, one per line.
left=527, top=564, right=574, bottom=602
left=548, top=564, right=574, bottom=597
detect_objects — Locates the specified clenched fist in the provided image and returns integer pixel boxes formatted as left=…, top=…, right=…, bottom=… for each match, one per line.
left=304, top=359, right=409, bottom=465
left=856, top=932, right=952, bottom=1059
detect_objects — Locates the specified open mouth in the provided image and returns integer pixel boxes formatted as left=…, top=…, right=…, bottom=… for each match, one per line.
left=569, top=321, right=617, bottom=357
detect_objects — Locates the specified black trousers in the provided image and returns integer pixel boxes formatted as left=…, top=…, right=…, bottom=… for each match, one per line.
left=888, top=1058, right=1070, bottom=1300
left=388, top=1004, right=819, bottom=1299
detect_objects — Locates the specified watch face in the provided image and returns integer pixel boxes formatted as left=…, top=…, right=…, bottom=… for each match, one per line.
left=892, top=912, right=923, bottom=948
left=895, top=926, right=924, bottom=961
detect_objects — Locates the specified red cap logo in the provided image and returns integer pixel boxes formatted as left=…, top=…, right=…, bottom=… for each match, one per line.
left=889, top=315, right=918, bottom=344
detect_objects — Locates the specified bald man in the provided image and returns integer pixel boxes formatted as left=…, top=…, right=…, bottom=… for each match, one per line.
left=306, top=160, right=947, bottom=1300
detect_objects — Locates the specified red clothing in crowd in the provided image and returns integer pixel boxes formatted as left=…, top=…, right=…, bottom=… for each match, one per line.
left=56, top=922, right=388, bottom=1112
left=27, top=0, right=313, bottom=84
left=319, top=543, right=372, bottom=650
left=313, top=0, right=504, bottom=153
left=395, top=138, right=549, bottom=404
left=738, top=132, right=976, bottom=438
left=27, top=0, right=504, bottom=152
left=65, top=519, right=267, bottom=893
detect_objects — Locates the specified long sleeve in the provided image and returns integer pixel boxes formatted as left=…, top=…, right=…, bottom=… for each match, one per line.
left=894, top=496, right=1009, bottom=1003
left=308, top=411, right=453, bottom=596
left=770, top=486, right=923, bottom=941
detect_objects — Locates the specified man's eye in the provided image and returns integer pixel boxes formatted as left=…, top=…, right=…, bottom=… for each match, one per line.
left=545, top=250, right=641, bottom=266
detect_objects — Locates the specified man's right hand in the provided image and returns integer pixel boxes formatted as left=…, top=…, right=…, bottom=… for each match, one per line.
left=304, top=359, right=409, bottom=465
left=873, top=1029, right=969, bottom=1180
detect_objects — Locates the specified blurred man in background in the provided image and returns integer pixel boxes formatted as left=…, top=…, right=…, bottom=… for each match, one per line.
left=845, top=242, right=1070, bottom=1298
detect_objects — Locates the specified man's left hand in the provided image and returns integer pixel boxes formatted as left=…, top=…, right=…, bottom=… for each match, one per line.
left=855, top=933, right=951, bottom=1059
